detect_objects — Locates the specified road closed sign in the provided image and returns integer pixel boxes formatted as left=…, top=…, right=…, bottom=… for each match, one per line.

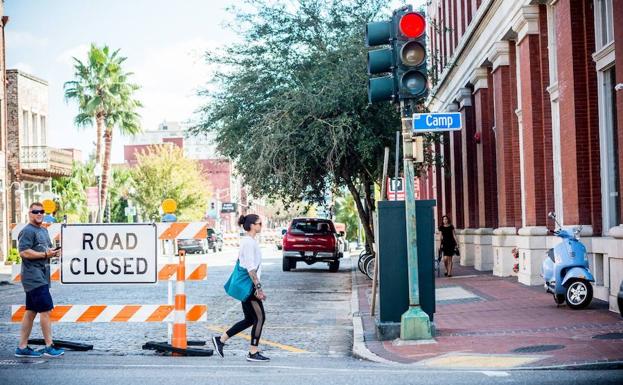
left=60, top=224, right=158, bottom=284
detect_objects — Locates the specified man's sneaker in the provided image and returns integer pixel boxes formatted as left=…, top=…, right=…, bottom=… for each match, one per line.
left=212, top=336, right=225, bottom=358
left=246, top=351, right=270, bottom=362
left=39, top=345, right=64, bottom=357
left=14, top=346, right=42, bottom=358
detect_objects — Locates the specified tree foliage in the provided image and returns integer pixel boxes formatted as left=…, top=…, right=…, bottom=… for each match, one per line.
left=130, top=145, right=211, bottom=221
left=191, top=0, right=401, bottom=248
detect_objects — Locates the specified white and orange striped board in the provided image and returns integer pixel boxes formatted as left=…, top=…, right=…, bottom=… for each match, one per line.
left=11, top=263, right=208, bottom=283
left=11, top=223, right=62, bottom=242
left=10, top=304, right=207, bottom=323
left=156, top=222, right=208, bottom=240
left=11, top=222, right=209, bottom=243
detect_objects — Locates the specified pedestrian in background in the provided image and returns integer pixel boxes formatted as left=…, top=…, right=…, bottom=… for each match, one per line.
left=14, top=202, right=64, bottom=358
left=439, top=215, right=458, bottom=277
left=212, top=213, right=269, bottom=362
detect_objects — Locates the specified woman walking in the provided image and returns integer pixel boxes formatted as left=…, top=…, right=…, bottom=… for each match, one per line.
left=439, top=215, right=458, bottom=277
left=212, top=214, right=269, bottom=362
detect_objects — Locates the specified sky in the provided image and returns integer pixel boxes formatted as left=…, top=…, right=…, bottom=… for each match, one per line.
left=5, top=0, right=425, bottom=164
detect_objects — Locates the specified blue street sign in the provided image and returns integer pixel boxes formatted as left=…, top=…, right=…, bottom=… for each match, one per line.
left=412, top=112, right=462, bottom=132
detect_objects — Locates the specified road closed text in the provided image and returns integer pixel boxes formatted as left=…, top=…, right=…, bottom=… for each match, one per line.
left=61, top=224, right=157, bottom=284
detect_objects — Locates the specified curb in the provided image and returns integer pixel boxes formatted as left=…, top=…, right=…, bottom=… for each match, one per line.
left=349, top=256, right=394, bottom=365
left=348, top=255, right=623, bottom=371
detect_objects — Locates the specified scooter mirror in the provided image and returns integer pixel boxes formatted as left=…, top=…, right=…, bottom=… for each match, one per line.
left=548, top=211, right=556, bottom=219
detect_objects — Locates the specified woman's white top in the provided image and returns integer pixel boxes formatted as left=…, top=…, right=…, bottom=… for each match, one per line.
left=239, top=235, right=262, bottom=280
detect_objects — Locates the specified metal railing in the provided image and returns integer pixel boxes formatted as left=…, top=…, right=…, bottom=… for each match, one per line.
left=20, top=145, right=73, bottom=176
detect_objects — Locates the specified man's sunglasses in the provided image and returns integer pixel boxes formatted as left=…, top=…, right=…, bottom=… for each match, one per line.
left=31, top=210, right=45, bottom=215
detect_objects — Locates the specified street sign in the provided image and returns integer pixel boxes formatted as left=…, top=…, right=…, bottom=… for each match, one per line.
left=387, top=177, right=405, bottom=201
left=124, top=206, right=136, bottom=216
left=412, top=112, right=462, bottom=132
left=86, top=187, right=98, bottom=209
left=221, top=203, right=237, bottom=213
left=60, top=223, right=158, bottom=284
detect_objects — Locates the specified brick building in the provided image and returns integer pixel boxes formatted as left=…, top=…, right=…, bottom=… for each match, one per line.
left=6, top=69, right=73, bottom=226
left=421, top=0, right=622, bottom=312
left=124, top=121, right=252, bottom=231
left=0, top=2, right=7, bottom=262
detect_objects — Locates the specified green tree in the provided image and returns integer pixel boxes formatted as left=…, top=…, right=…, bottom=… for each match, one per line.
left=107, top=166, right=135, bottom=223
left=52, top=161, right=96, bottom=223
left=131, top=145, right=211, bottom=221
left=64, top=44, right=142, bottom=222
left=334, top=192, right=359, bottom=241
left=191, top=0, right=401, bottom=251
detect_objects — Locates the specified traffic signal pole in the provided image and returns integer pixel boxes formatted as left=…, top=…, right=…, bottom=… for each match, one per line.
left=399, top=101, right=432, bottom=340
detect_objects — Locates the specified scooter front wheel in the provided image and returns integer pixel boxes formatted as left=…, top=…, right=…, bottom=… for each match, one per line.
left=565, top=279, right=593, bottom=309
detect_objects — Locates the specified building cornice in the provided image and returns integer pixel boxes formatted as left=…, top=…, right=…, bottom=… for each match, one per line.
left=488, top=41, right=511, bottom=72
left=512, top=5, right=540, bottom=44
left=456, top=88, right=473, bottom=109
left=470, top=67, right=489, bottom=92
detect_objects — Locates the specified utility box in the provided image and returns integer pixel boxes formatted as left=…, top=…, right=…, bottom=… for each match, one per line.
left=376, top=200, right=436, bottom=340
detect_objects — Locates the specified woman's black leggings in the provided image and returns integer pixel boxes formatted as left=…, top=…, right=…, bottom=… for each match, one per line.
left=225, top=294, right=265, bottom=346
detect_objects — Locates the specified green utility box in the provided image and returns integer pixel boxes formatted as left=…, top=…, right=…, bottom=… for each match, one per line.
left=376, top=200, right=436, bottom=340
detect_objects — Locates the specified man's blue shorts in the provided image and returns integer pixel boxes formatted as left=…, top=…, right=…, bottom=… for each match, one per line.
left=25, top=284, right=54, bottom=313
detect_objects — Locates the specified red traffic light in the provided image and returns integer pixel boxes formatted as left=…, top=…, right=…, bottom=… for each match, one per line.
left=399, top=12, right=425, bottom=38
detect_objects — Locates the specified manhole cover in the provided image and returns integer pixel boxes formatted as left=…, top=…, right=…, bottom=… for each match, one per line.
left=593, top=332, right=623, bottom=340
left=512, top=344, right=565, bottom=353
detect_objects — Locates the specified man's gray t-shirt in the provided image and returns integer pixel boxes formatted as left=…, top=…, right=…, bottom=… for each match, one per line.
left=18, top=223, right=52, bottom=293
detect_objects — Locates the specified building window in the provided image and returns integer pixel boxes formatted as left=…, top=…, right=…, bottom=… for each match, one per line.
left=22, top=110, right=29, bottom=146
left=40, top=115, right=46, bottom=145
left=595, top=0, right=614, bottom=50
left=600, top=66, right=620, bottom=231
left=32, top=113, right=38, bottom=146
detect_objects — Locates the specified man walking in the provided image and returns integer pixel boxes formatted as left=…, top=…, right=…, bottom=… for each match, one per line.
left=14, top=202, right=64, bottom=358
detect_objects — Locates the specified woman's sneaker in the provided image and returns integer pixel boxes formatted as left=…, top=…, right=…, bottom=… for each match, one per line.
left=246, top=352, right=270, bottom=362
left=39, top=345, right=64, bottom=357
left=212, top=336, right=225, bottom=358
left=14, top=346, right=42, bottom=358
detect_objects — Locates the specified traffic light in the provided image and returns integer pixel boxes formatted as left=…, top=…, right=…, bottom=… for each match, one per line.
left=365, top=6, right=428, bottom=104
left=394, top=8, right=428, bottom=100
left=366, top=19, right=394, bottom=103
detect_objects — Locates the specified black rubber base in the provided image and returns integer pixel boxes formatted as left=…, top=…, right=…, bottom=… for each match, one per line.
left=142, top=341, right=213, bottom=356
left=28, top=339, right=93, bottom=351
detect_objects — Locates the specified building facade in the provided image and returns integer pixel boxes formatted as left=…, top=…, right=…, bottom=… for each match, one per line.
left=6, top=69, right=73, bottom=226
left=124, top=121, right=243, bottom=231
left=0, top=2, right=7, bottom=262
left=421, top=0, right=622, bottom=312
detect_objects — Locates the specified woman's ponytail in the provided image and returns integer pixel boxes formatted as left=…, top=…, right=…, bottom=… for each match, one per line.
left=238, top=215, right=246, bottom=226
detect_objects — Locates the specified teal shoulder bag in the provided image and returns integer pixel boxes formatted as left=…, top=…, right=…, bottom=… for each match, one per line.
left=224, top=260, right=253, bottom=301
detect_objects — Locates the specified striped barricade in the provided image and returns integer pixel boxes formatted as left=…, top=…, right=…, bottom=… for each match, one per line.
left=222, top=232, right=240, bottom=248
left=11, top=222, right=209, bottom=243
left=11, top=223, right=62, bottom=242
left=10, top=263, right=208, bottom=283
left=10, top=304, right=207, bottom=323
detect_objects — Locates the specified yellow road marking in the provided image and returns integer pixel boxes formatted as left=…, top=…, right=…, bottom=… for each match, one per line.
left=420, top=353, right=545, bottom=368
left=207, top=325, right=309, bottom=353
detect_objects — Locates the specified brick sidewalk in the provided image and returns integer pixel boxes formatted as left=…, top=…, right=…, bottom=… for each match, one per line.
left=355, top=263, right=623, bottom=368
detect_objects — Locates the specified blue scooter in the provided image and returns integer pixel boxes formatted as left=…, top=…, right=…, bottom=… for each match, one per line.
left=541, top=212, right=594, bottom=309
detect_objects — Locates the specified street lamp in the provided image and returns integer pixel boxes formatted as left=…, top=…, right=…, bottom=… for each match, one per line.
left=93, top=163, right=103, bottom=223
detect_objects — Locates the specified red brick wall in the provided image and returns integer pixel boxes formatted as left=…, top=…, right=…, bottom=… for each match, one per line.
left=556, top=0, right=601, bottom=232
left=473, top=71, right=498, bottom=229
left=614, top=0, right=623, bottom=223
left=461, top=98, right=478, bottom=228
left=517, top=6, right=554, bottom=227
left=492, top=44, right=521, bottom=229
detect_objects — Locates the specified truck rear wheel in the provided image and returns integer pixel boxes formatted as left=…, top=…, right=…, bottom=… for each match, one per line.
left=282, top=257, right=293, bottom=272
left=329, top=259, right=340, bottom=272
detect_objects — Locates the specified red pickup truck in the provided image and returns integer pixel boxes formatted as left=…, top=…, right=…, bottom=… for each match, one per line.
left=282, top=218, right=343, bottom=272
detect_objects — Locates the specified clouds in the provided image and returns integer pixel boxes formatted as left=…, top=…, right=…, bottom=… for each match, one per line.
left=5, top=30, right=48, bottom=49
left=55, top=44, right=90, bottom=67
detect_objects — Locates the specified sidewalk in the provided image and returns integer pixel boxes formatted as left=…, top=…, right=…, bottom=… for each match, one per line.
left=351, top=258, right=623, bottom=370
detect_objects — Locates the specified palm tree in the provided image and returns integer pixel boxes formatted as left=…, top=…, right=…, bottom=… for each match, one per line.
left=100, top=76, right=142, bottom=220
left=64, top=44, right=141, bottom=222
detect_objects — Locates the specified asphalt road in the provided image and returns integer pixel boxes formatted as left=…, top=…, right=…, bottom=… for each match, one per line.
left=1, top=245, right=622, bottom=384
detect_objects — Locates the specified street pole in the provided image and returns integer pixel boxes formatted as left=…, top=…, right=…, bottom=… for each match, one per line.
left=96, top=176, right=101, bottom=223
left=394, top=131, right=400, bottom=201
left=399, top=100, right=432, bottom=340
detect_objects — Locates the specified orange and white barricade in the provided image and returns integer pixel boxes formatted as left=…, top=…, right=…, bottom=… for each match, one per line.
left=222, top=232, right=240, bottom=248
left=10, top=304, right=207, bottom=323
left=10, top=263, right=208, bottom=283
left=11, top=223, right=62, bottom=243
